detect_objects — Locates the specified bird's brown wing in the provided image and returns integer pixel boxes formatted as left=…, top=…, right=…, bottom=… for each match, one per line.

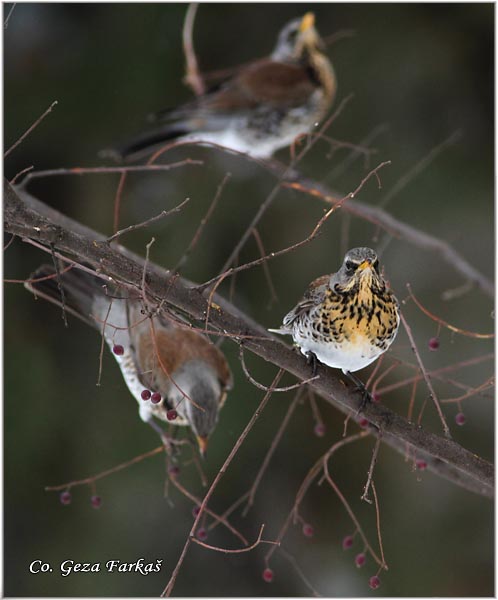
left=282, top=274, right=330, bottom=328
left=190, top=60, right=318, bottom=115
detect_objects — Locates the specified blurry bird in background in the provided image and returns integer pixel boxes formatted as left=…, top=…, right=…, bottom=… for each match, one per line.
left=269, top=248, right=399, bottom=402
left=25, top=265, right=233, bottom=457
left=112, top=12, right=336, bottom=160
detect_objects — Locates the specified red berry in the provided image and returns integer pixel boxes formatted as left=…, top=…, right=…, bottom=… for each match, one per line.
left=151, top=392, right=161, bottom=404
left=196, top=527, right=208, bottom=541
left=141, top=389, right=151, bottom=401
left=167, top=409, right=178, bottom=421
left=314, top=423, right=326, bottom=437
left=342, top=535, right=354, bottom=550
left=372, top=392, right=381, bottom=403
left=415, top=459, right=427, bottom=470
left=90, top=495, right=102, bottom=509
left=428, top=337, right=440, bottom=351
left=262, top=568, right=274, bottom=583
left=359, top=418, right=369, bottom=429
left=369, top=575, right=381, bottom=589
left=168, top=465, right=180, bottom=477
left=455, top=412, right=466, bottom=426
left=192, top=505, right=201, bottom=517
left=112, top=344, right=124, bottom=355
left=302, top=523, right=314, bottom=538
left=60, top=491, right=71, bottom=505
left=355, top=553, right=366, bottom=568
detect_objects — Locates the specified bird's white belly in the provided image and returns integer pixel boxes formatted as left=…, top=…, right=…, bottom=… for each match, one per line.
left=295, top=334, right=383, bottom=373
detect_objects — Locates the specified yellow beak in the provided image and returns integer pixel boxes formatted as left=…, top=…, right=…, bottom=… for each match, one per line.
left=196, top=436, right=209, bottom=458
left=358, top=260, right=372, bottom=271
left=300, top=12, right=315, bottom=33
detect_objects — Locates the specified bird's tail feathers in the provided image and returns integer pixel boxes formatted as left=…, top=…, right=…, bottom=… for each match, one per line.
left=104, top=124, right=193, bottom=161
left=268, top=327, right=292, bottom=335
left=24, top=265, right=106, bottom=326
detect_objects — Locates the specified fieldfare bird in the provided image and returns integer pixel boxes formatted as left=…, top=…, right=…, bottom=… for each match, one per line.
left=25, top=265, right=233, bottom=456
left=115, top=12, right=336, bottom=159
left=269, top=248, right=399, bottom=398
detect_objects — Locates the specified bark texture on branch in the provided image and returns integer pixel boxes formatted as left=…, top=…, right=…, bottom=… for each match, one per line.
left=4, top=179, right=494, bottom=499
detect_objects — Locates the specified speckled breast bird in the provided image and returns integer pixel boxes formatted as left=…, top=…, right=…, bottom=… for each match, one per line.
left=115, top=12, right=336, bottom=160
left=25, top=265, right=232, bottom=456
left=269, top=248, right=399, bottom=396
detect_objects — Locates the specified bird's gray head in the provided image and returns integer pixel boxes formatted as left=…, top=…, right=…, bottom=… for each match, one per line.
left=169, top=360, right=222, bottom=456
left=330, top=247, right=381, bottom=291
left=271, top=12, right=322, bottom=63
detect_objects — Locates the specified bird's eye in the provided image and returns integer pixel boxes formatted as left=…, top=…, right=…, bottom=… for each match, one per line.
left=288, top=28, right=299, bottom=41
left=345, top=260, right=357, bottom=272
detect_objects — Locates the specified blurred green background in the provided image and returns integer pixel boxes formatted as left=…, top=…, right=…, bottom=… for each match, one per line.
left=4, top=3, right=494, bottom=597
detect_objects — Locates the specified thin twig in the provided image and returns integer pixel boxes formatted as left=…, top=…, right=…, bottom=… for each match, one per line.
left=169, top=476, right=249, bottom=545
left=371, top=481, right=388, bottom=569
left=243, top=390, right=302, bottom=515
left=161, top=370, right=284, bottom=597
left=112, top=171, right=127, bottom=234
left=361, top=436, right=381, bottom=503
left=380, top=131, right=462, bottom=208
left=20, top=160, right=202, bottom=187
left=9, top=165, right=34, bottom=185
left=107, top=198, right=190, bottom=243
left=400, top=311, right=451, bottom=438
left=175, top=173, right=230, bottom=272
left=190, top=523, right=278, bottom=554
left=45, top=445, right=164, bottom=491
left=407, top=283, right=494, bottom=339
left=252, top=228, right=279, bottom=307
left=322, top=462, right=384, bottom=567
left=239, top=346, right=318, bottom=392
left=4, top=100, right=58, bottom=158
left=182, top=3, right=205, bottom=96
left=4, top=3, right=16, bottom=28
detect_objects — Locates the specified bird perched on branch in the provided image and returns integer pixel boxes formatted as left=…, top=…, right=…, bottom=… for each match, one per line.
left=113, top=12, right=336, bottom=160
left=25, top=265, right=232, bottom=456
left=269, top=248, right=399, bottom=402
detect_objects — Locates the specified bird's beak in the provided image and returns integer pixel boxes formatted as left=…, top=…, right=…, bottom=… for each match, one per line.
left=300, top=12, right=315, bottom=33
left=196, top=436, right=209, bottom=458
left=358, top=260, right=372, bottom=271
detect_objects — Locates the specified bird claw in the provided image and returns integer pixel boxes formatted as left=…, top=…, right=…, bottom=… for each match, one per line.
left=344, top=371, right=372, bottom=413
left=306, top=351, right=319, bottom=377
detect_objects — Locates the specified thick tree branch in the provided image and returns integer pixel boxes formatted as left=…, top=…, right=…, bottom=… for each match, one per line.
left=4, top=179, right=493, bottom=498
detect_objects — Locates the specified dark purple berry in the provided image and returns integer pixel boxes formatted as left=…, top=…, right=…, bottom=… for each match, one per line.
left=302, top=523, right=314, bottom=538
left=192, top=505, right=201, bottom=517
left=372, top=393, right=381, bottom=403
left=90, top=495, right=102, bottom=509
left=355, top=553, right=366, bottom=568
left=168, top=465, right=180, bottom=477
left=141, top=389, right=151, bottom=401
left=314, top=423, right=326, bottom=437
left=369, top=575, right=381, bottom=589
left=151, top=392, right=161, bottom=404
left=342, top=535, right=354, bottom=550
left=196, top=527, right=208, bottom=541
left=359, top=418, right=369, bottom=429
left=428, top=337, right=440, bottom=351
left=60, top=491, right=71, bottom=505
left=455, top=412, right=466, bottom=426
left=415, top=459, right=427, bottom=470
left=167, top=409, right=178, bottom=421
left=262, top=568, right=274, bottom=583
left=113, top=344, right=124, bottom=356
